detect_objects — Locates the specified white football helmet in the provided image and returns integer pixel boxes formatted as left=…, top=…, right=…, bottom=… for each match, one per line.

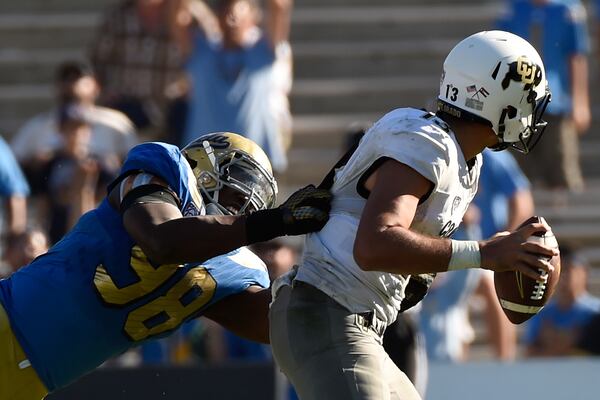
left=437, top=30, right=551, bottom=153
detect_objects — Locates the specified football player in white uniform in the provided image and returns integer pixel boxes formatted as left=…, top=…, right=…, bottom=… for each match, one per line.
left=270, top=31, right=558, bottom=400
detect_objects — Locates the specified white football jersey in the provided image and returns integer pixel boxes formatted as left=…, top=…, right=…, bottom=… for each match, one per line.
left=295, top=108, right=482, bottom=325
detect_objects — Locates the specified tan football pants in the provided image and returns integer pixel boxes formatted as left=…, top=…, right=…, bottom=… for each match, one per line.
left=270, top=282, right=422, bottom=400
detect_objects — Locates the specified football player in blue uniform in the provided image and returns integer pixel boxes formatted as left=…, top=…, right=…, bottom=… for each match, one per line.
left=0, top=132, right=331, bottom=399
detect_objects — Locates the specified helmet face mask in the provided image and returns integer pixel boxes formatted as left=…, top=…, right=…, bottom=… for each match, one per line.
left=438, top=30, right=551, bottom=154
left=182, top=132, right=278, bottom=216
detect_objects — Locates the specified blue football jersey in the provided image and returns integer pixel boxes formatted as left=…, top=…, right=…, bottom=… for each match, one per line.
left=0, top=142, right=269, bottom=391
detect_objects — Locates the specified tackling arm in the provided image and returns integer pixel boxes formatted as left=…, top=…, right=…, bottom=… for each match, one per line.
left=114, top=174, right=331, bottom=265
left=203, top=286, right=272, bottom=344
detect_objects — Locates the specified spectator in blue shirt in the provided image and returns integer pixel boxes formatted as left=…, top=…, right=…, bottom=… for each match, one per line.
left=474, top=148, right=534, bottom=239
left=418, top=149, right=533, bottom=363
left=496, top=0, right=591, bottom=191
left=524, top=245, right=600, bottom=357
left=170, top=0, right=293, bottom=173
left=0, top=136, right=29, bottom=242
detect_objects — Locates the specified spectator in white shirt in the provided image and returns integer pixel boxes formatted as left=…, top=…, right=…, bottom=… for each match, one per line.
left=10, top=61, right=138, bottom=188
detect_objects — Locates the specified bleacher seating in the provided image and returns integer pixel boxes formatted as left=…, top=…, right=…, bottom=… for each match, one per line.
left=1, top=0, right=599, bottom=359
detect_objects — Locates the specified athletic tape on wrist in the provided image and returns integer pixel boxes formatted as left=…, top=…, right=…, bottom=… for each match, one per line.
left=448, top=240, right=481, bottom=271
left=245, top=208, right=285, bottom=244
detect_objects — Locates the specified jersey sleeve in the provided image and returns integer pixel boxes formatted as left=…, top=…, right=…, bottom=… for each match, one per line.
left=200, top=247, right=270, bottom=300
left=371, top=128, right=449, bottom=188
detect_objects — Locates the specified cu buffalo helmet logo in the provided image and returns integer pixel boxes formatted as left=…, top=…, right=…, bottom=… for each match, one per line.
left=501, top=56, right=542, bottom=91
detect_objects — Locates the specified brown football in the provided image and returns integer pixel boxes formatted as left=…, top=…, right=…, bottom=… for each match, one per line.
left=494, top=216, right=561, bottom=324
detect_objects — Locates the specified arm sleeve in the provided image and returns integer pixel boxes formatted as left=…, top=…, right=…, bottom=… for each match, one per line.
left=374, top=130, right=448, bottom=188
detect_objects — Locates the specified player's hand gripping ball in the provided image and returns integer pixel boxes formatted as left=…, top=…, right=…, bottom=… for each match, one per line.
left=494, top=216, right=561, bottom=324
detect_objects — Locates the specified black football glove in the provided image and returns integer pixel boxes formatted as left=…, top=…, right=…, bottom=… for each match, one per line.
left=399, top=273, right=436, bottom=313
left=245, top=185, right=332, bottom=244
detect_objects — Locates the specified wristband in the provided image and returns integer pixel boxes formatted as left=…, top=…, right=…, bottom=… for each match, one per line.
left=448, top=240, right=481, bottom=271
left=245, top=208, right=285, bottom=244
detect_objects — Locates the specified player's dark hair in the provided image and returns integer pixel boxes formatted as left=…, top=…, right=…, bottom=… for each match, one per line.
left=55, top=61, right=94, bottom=84
left=215, top=0, right=258, bottom=13
left=559, top=243, right=588, bottom=269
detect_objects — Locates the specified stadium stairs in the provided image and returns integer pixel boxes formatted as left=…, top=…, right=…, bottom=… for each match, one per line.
left=1, top=0, right=600, bottom=359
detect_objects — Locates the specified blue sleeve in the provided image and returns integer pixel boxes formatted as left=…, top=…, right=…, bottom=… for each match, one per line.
left=118, top=142, right=191, bottom=202
left=563, top=2, right=590, bottom=55
left=0, top=137, right=29, bottom=196
left=483, top=150, right=529, bottom=198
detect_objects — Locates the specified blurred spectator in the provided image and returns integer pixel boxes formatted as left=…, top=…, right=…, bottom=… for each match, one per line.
left=40, top=105, right=118, bottom=244
left=418, top=269, right=514, bottom=362
left=250, top=239, right=298, bottom=281
left=524, top=245, right=600, bottom=357
left=496, top=0, right=591, bottom=192
left=173, top=0, right=293, bottom=172
left=417, top=148, right=533, bottom=363
left=474, top=148, right=535, bottom=238
left=0, top=136, right=29, bottom=255
left=136, top=240, right=298, bottom=367
left=11, top=61, right=136, bottom=182
left=217, top=240, right=299, bottom=363
left=577, top=309, right=600, bottom=356
left=90, top=0, right=215, bottom=138
left=0, top=228, right=48, bottom=278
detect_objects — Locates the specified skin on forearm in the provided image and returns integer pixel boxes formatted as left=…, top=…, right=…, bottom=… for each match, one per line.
left=355, top=223, right=453, bottom=275
left=570, top=54, right=591, bottom=133
left=352, top=159, right=555, bottom=280
left=169, top=0, right=219, bottom=58
left=4, top=196, right=27, bottom=235
left=203, top=286, right=271, bottom=344
left=124, top=201, right=249, bottom=265
left=267, top=0, right=293, bottom=47
left=353, top=159, right=453, bottom=274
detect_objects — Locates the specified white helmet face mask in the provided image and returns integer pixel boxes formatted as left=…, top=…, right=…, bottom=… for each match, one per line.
left=437, top=30, right=551, bottom=153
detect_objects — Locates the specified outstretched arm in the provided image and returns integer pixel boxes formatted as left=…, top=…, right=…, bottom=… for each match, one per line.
left=570, top=54, right=591, bottom=134
left=168, top=0, right=219, bottom=58
left=114, top=174, right=331, bottom=265
left=3, top=196, right=27, bottom=237
left=203, top=286, right=272, bottom=344
left=266, top=0, right=293, bottom=48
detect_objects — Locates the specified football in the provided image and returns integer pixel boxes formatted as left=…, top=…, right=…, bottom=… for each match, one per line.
left=494, top=216, right=561, bottom=324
